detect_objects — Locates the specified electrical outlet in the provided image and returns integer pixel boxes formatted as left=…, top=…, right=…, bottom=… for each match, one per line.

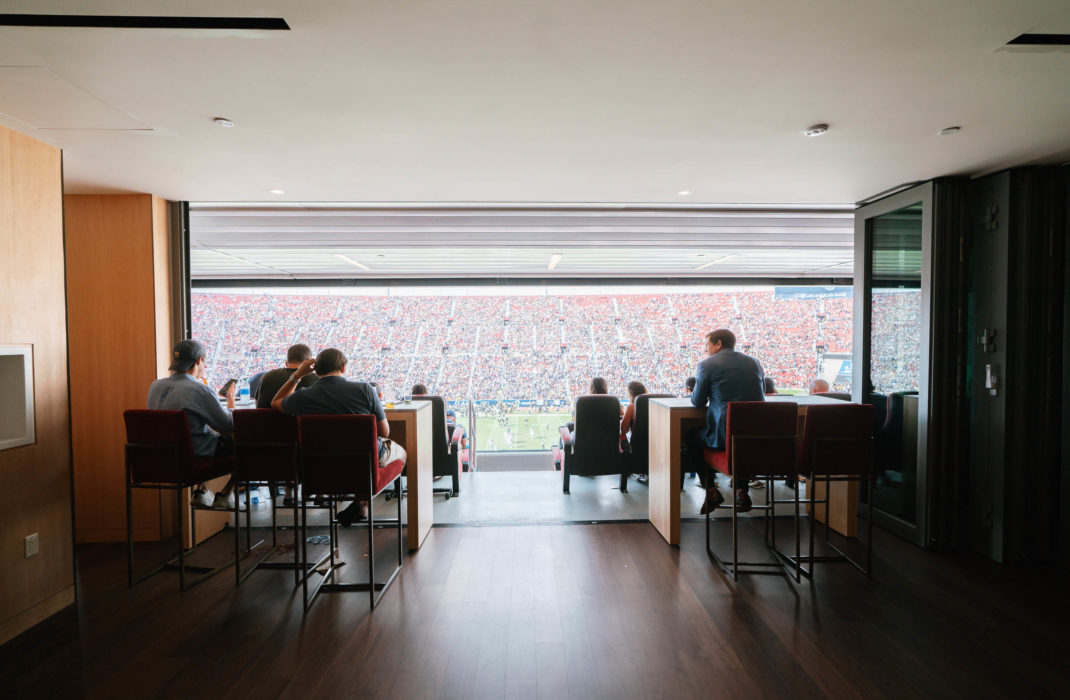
left=24, top=533, right=39, bottom=558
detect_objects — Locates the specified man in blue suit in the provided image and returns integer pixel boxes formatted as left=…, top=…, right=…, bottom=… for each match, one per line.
left=686, top=328, right=765, bottom=514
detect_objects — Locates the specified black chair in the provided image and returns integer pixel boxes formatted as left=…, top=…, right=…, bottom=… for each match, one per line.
left=785, top=403, right=875, bottom=578
left=123, top=410, right=236, bottom=591
left=622, top=393, right=672, bottom=484
left=392, top=395, right=461, bottom=499
left=559, top=395, right=628, bottom=493
left=298, top=414, right=405, bottom=611
left=232, top=409, right=307, bottom=586
left=815, top=391, right=852, bottom=401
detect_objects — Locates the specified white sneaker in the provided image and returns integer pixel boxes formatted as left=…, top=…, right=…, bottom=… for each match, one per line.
left=213, top=491, right=246, bottom=510
left=192, top=489, right=214, bottom=508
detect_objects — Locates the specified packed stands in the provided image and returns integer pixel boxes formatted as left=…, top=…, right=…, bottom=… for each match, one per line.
left=190, top=289, right=895, bottom=407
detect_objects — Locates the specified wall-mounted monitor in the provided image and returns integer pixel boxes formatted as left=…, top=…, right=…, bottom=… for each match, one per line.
left=0, top=345, right=34, bottom=451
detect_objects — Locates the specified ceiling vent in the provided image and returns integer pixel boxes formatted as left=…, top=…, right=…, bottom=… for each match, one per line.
left=0, top=14, right=289, bottom=30
left=1002, top=33, right=1070, bottom=53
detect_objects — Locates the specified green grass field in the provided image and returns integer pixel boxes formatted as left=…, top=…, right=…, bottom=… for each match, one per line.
left=473, top=413, right=571, bottom=452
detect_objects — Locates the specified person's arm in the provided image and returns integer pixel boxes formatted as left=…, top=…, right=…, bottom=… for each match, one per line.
left=372, top=389, right=389, bottom=438
left=272, top=358, right=315, bottom=412
left=691, top=363, right=712, bottom=409
left=200, top=382, right=235, bottom=434
left=620, top=404, right=635, bottom=439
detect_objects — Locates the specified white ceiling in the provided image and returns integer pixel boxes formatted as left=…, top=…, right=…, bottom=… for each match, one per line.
left=189, top=204, right=855, bottom=278
left=1, top=0, right=1068, bottom=205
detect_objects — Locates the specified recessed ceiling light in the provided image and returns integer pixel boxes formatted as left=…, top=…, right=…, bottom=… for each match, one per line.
left=268, top=188, right=285, bottom=195
left=334, top=254, right=371, bottom=270
left=939, top=126, right=962, bottom=135
left=547, top=254, right=563, bottom=270
left=677, top=190, right=692, bottom=196
left=803, top=123, right=829, bottom=137
left=213, top=117, right=235, bottom=128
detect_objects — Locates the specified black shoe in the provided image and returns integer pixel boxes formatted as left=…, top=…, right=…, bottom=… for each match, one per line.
left=783, top=476, right=797, bottom=489
left=735, top=490, right=753, bottom=513
left=700, top=487, right=724, bottom=515
left=336, top=502, right=368, bottom=527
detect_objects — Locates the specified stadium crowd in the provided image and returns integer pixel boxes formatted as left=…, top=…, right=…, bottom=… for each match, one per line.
left=189, top=289, right=906, bottom=410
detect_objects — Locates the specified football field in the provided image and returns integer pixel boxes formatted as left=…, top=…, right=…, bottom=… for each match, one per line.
left=474, top=413, right=571, bottom=452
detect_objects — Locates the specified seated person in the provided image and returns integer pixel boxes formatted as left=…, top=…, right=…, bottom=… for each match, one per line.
left=411, top=382, right=429, bottom=396
left=446, top=408, right=468, bottom=449
left=565, top=376, right=618, bottom=437
left=764, top=376, right=778, bottom=395
left=809, top=378, right=830, bottom=395
left=685, top=329, right=765, bottom=514
left=619, top=380, right=647, bottom=445
left=684, top=376, right=696, bottom=397
left=620, top=380, right=648, bottom=482
left=255, top=343, right=318, bottom=408
left=272, top=348, right=407, bottom=526
left=147, top=339, right=240, bottom=509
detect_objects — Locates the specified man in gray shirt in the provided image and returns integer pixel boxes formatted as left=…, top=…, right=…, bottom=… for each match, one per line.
left=686, top=328, right=765, bottom=514
left=272, top=347, right=406, bottom=526
left=147, top=339, right=240, bottom=509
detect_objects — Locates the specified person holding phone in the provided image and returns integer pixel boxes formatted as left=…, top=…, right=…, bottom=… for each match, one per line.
left=147, top=339, right=241, bottom=509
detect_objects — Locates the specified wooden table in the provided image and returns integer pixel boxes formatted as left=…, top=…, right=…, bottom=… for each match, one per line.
left=648, top=394, right=857, bottom=545
left=384, top=401, right=434, bottom=550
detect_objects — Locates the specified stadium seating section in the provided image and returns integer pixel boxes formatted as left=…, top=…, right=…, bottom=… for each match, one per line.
left=189, top=290, right=919, bottom=406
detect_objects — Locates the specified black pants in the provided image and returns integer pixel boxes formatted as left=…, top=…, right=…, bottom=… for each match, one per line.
left=684, top=429, right=748, bottom=494
left=685, top=427, right=714, bottom=489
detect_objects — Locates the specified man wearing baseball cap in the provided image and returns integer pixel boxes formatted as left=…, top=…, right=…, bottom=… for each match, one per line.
left=147, top=339, right=240, bottom=509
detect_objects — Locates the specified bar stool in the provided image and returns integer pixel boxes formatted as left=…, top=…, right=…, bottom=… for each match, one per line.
left=298, top=414, right=405, bottom=611
left=123, top=409, right=236, bottom=591
left=703, top=401, right=801, bottom=581
left=232, top=408, right=309, bottom=585
left=777, top=403, right=874, bottom=578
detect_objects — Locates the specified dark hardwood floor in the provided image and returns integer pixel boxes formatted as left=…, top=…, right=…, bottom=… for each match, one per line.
left=3, top=518, right=1069, bottom=699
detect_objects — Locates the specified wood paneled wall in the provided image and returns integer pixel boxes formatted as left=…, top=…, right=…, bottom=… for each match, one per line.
left=65, top=194, right=176, bottom=543
left=0, top=125, right=75, bottom=645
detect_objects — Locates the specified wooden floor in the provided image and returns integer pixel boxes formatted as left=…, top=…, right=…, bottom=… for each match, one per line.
left=3, top=519, right=1069, bottom=699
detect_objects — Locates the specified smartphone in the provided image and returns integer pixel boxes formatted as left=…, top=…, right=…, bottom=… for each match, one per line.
left=218, top=378, right=238, bottom=397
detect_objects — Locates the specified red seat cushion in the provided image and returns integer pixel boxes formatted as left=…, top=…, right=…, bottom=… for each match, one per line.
left=704, top=448, right=730, bottom=476
left=376, top=458, right=405, bottom=494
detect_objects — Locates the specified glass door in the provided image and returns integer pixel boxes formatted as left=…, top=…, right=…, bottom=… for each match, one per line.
left=854, top=184, right=932, bottom=545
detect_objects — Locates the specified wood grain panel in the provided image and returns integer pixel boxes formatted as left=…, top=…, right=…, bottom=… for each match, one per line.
left=385, top=402, right=433, bottom=549
left=65, top=194, right=160, bottom=542
left=0, top=124, right=74, bottom=644
left=65, top=194, right=223, bottom=546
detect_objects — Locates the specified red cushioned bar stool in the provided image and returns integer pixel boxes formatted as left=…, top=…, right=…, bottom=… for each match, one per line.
left=773, top=403, right=875, bottom=578
left=298, top=414, right=405, bottom=611
left=703, top=401, right=802, bottom=581
left=123, top=409, right=237, bottom=591
left=232, top=409, right=313, bottom=586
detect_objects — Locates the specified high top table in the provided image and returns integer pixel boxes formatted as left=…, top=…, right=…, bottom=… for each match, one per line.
left=384, top=401, right=434, bottom=550
left=648, top=394, right=856, bottom=546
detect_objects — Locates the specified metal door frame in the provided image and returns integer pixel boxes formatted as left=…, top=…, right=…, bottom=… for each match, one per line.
left=853, top=182, right=932, bottom=546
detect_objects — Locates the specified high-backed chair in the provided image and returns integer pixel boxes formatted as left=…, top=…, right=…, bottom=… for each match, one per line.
left=875, top=390, right=916, bottom=482
left=123, top=409, right=235, bottom=591
left=782, top=403, right=874, bottom=577
left=298, top=414, right=405, bottom=611
left=232, top=409, right=304, bottom=585
left=815, top=391, right=852, bottom=401
left=622, top=393, right=673, bottom=482
left=404, top=395, right=461, bottom=497
left=558, top=395, right=628, bottom=493
left=702, top=401, right=800, bottom=581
